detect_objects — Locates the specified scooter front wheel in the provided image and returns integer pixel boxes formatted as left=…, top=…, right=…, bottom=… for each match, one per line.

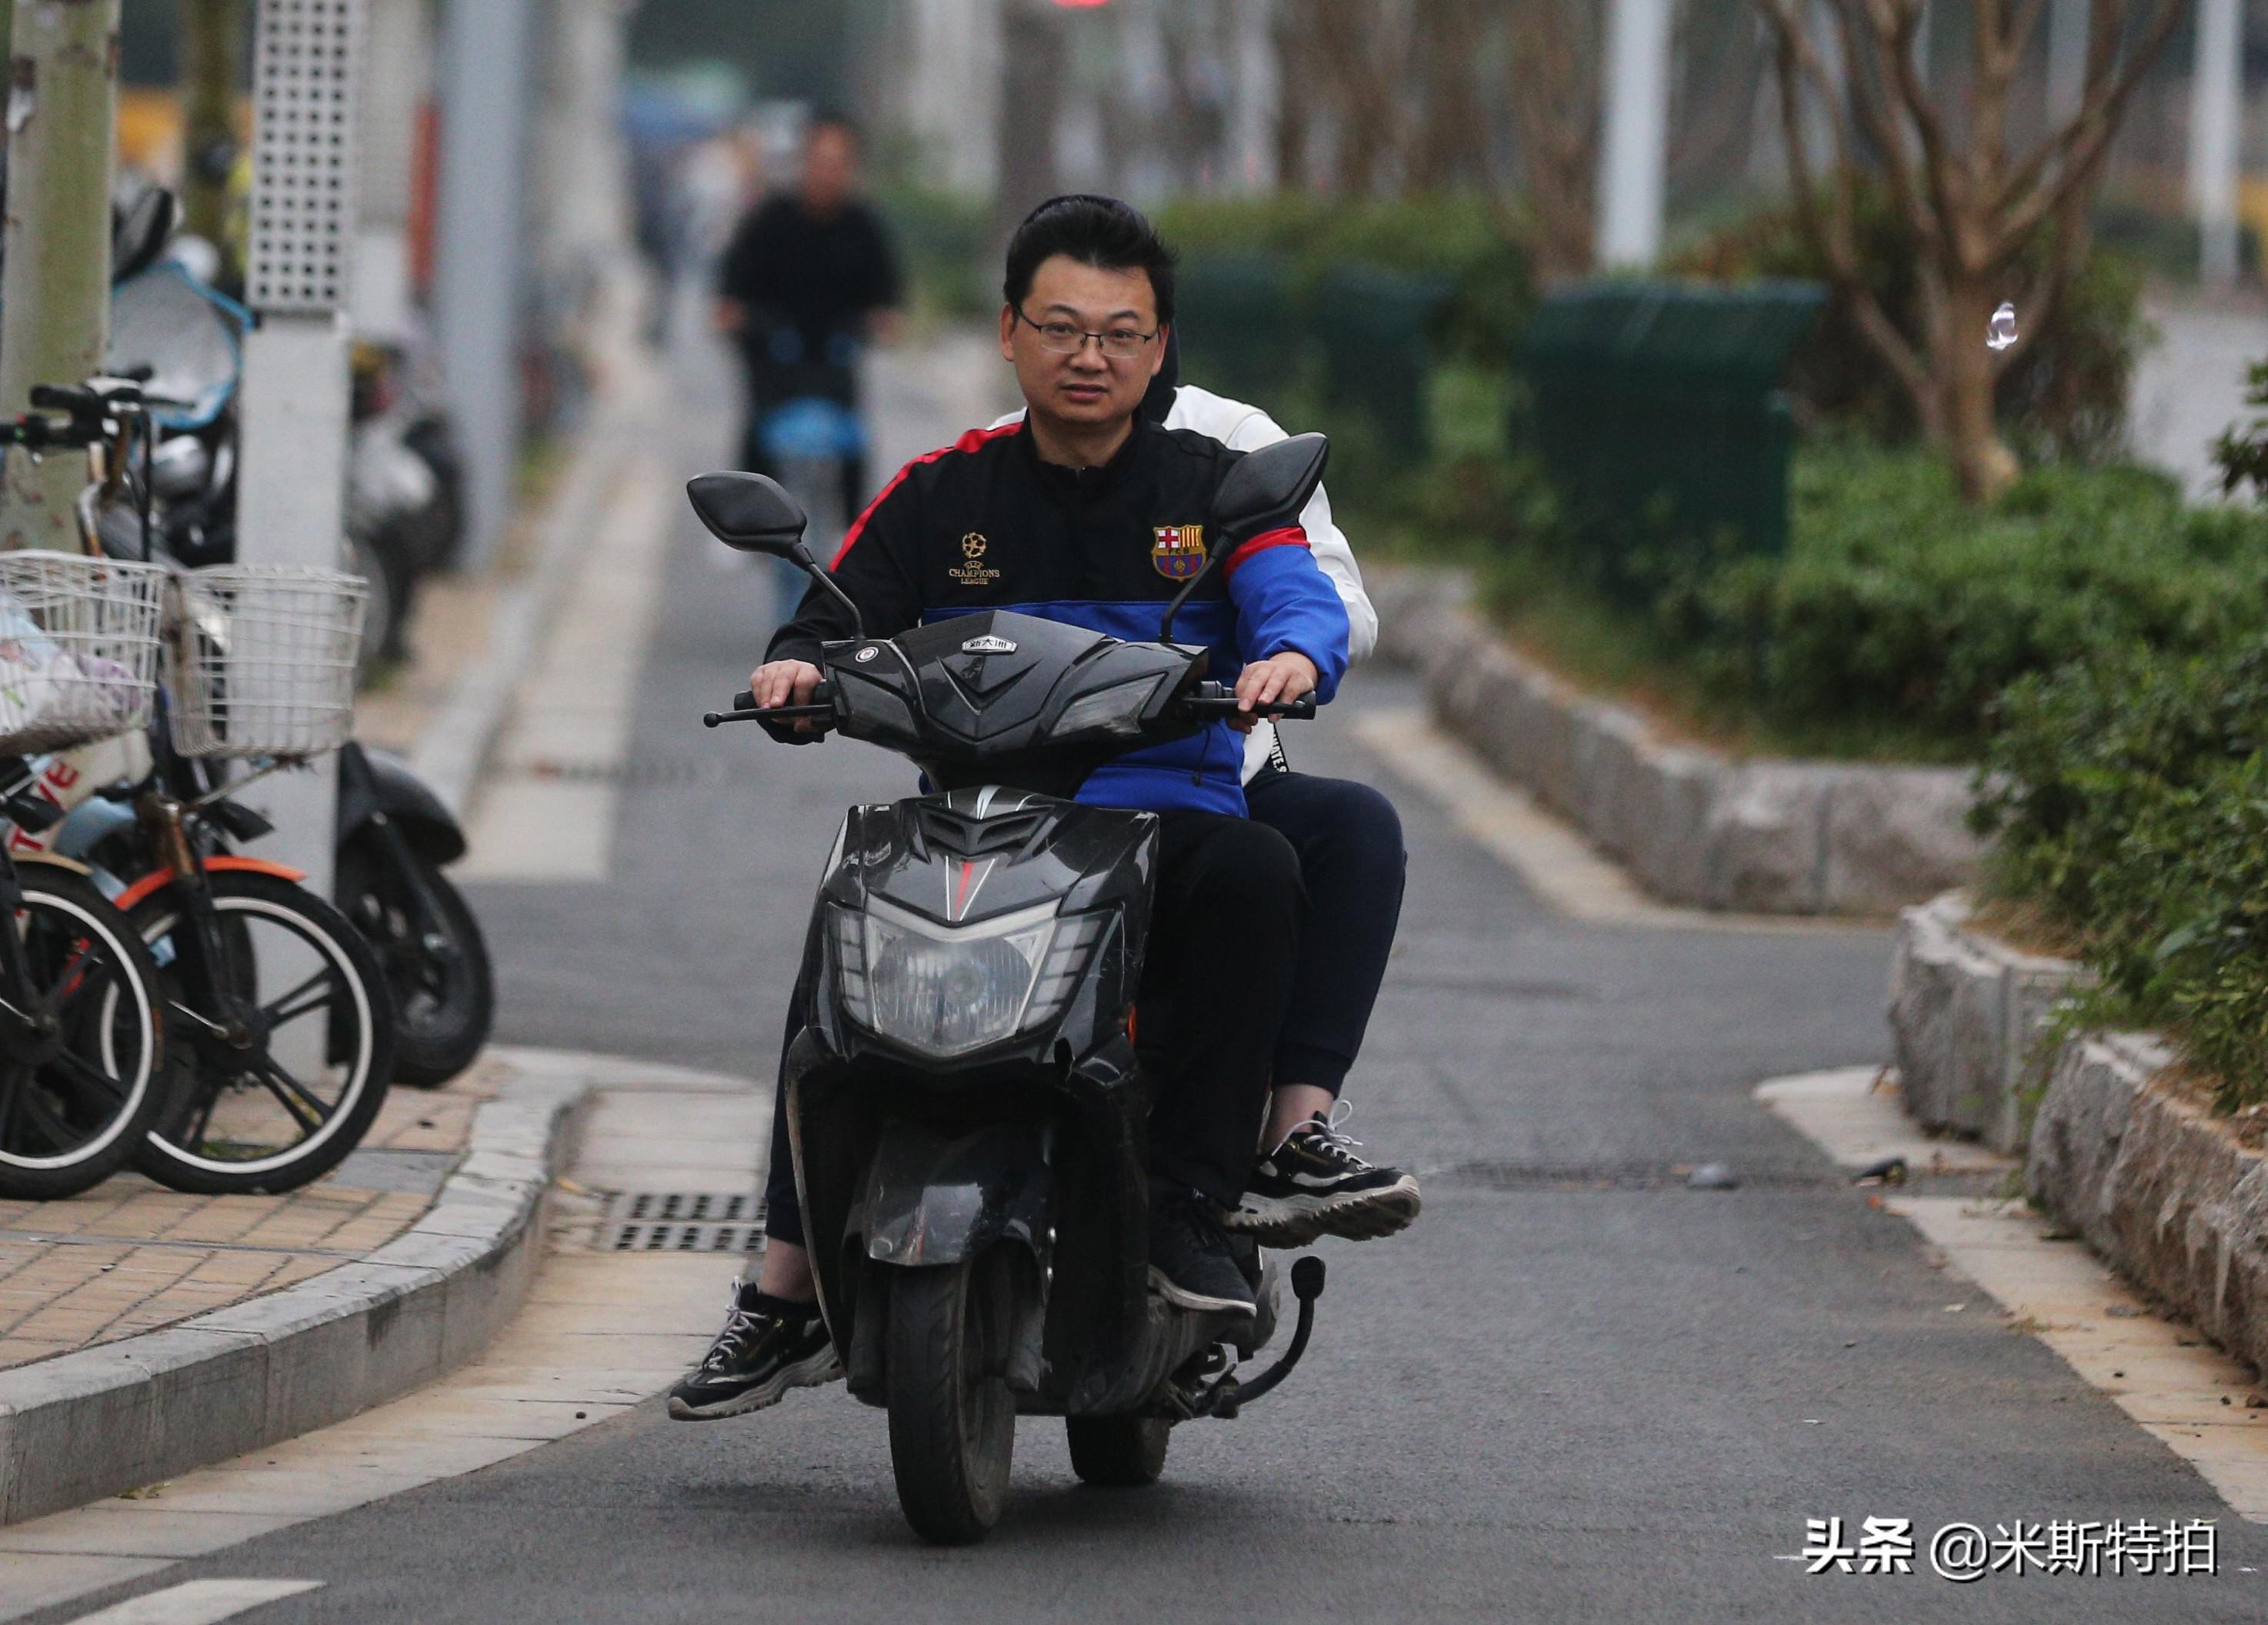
left=886, top=1251, right=1016, bottom=1544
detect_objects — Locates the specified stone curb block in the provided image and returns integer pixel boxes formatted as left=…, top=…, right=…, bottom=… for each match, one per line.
left=1883, top=899, right=2268, bottom=1382
left=2027, top=1032, right=2268, bottom=1381
left=1884, top=890, right=2088, bottom=1153
left=0, top=1072, right=592, bottom=1526
left=1368, top=568, right=1985, bottom=914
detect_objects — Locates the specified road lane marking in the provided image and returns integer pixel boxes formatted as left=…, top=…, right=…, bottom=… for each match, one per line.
left=1350, top=709, right=1861, bottom=933
left=61, top=1580, right=322, bottom=1625
left=1756, top=1066, right=2268, bottom=1524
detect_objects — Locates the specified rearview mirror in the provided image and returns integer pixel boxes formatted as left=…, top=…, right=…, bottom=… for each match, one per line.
left=111, top=188, right=178, bottom=286
left=686, top=472, right=810, bottom=557
left=1209, top=432, right=1328, bottom=548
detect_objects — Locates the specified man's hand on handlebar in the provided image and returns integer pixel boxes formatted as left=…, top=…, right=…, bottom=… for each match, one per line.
left=1229, top=652, right=1319, bottom=734
left=749, top=659, right=826, bottom=733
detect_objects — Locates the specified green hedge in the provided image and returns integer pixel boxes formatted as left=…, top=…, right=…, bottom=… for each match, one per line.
left=1671, top=182, right=2151, bottom=462
left=1976, top=638, right=2268, bottom=1108
left=1469, top=440, right=2268, bottom=761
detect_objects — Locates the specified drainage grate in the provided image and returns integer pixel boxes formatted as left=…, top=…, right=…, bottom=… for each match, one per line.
left=600, top=1192, right=768, bottom=1253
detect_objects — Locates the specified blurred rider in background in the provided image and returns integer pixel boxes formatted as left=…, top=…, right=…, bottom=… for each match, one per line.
left=714, top=112, right=902, bottom=524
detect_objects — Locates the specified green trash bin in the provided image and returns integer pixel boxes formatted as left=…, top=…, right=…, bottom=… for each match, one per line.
left=1515, top=279, right=1826, bottom=579
left=1312, top=266, right=1449, bottom=462
left=1172, top=254, right=1300, bottom=405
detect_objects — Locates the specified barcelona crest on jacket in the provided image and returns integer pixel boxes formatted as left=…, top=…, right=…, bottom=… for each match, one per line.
left=1152, top=523, right=1206, bottom=579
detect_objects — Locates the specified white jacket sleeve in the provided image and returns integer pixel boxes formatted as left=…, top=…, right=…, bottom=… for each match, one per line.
left=1162, top=387, right=1378, bottom=662
left=992, top=389, right=1374, bottom=786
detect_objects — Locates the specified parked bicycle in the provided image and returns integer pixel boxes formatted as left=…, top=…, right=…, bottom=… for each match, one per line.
left=14, top=380, right=396, bottom=1195
left=0, top=536, right=172, bottom=1200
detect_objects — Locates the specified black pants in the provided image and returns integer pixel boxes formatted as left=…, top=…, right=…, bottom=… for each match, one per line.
left=1242, top=768, right=1407, bottom=1099
left=762, top=810, right=1302, bottom=1246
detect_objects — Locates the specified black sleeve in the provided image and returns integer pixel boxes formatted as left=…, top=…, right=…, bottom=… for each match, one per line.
left=716, top=205, right=759, bottom=303
left=764, top=472, right=925, bottom=668
left=862, top=208, right=902, bottom=311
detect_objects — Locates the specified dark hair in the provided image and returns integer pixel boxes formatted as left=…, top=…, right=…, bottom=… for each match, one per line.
left=1003, top=195, right=1176, bottom=329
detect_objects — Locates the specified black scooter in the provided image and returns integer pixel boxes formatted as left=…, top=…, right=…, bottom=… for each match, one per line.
left=695, top=435, right=1333, bottom=1545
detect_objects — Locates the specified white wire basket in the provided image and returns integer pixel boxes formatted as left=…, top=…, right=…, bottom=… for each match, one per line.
left=0, top=552, right=168, bottom=756
left=165, top=565, right=369, bottom=759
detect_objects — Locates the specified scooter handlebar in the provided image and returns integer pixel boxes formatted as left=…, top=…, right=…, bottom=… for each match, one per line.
left=702, top=685, right=836, bottom=731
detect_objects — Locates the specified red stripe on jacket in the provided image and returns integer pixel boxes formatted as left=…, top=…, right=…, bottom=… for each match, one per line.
left=829, top=421, right=1026, bottom=570
left=1221, top=524, right=1309, bottom=583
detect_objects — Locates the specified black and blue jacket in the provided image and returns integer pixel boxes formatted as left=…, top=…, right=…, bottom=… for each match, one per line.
left=765, top=417, right=1350, bottom=816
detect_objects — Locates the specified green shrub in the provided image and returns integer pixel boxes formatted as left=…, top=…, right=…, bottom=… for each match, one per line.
left=1976, top=639, right=2268, bottom=1106
left=1670, top=182, right=2151, bottom=462
left=1471, top=439, right=2268, bottom=759
left=874, top=186, right=993, bottom=319
left=1153, top=192, right=1538, bottom=365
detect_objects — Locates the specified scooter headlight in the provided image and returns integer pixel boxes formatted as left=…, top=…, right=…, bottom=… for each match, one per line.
left=829, top=900, right=1110, bottom=1058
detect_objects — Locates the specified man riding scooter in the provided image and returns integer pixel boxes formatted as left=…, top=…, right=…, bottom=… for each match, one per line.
left=672, top=196, right=1409, bottom=1421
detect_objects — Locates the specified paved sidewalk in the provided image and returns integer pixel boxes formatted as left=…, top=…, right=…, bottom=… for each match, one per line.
left=0, top=1061, right=505, bottom=1371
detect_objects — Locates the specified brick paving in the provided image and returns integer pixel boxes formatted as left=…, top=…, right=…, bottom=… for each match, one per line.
left=0, top=1057, right=502, bottom=1372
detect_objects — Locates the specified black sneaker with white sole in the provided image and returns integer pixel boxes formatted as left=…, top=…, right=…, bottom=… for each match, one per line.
left=1147, top=1191, right=1258, bottom=1316
left=665, top=1280, right=842, bottom=1421
left=1225, top=1106, right=1422, bottom=1247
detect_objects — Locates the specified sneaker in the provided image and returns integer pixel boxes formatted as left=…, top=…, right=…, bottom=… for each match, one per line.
left=665, top=1279, right=842, bottom=1421
left=1224, top=1105, right=1422, bottom=1247
left=1147, top=1192, right=1259, bottom=1316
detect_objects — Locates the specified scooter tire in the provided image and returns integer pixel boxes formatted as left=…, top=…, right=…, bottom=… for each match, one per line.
left=886, top=1253, right=1016, bottom=1545
left=1066, top=1415, right=1171, bottom=1488
left=335, top=838, right=493, bottom=1088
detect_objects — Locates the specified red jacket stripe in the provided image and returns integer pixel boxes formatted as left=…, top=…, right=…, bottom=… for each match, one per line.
left=828, top=421, right=1025, bottom=571
left=1221, top=524, right=1309, bottom=584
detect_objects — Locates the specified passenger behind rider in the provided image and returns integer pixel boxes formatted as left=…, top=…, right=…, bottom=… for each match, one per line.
left=669, top=196, right=1398, bottom=1423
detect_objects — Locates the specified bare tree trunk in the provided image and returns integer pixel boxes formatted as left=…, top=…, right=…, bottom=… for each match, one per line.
left=1753, top=0, right=2183, bottom=503
left=178, top=0, right=242, bottom=258
left=0, top=0, right=120, bottom=554
left=1407, top=0, right=1486, bottom=192
left=1505, top=0, right=1601, bottom=281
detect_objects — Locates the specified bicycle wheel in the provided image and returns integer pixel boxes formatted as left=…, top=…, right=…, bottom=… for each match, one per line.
left=0, top=864, right=168, bottom=1200
left=128, top=869, right=395, bottom=1195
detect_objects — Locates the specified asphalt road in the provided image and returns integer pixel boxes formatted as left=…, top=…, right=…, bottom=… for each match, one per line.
left=34, top=317, right=2268, bottom=1623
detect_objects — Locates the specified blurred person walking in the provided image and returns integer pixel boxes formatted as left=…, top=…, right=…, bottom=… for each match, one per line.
left=713, top=113, right=901, bottom=528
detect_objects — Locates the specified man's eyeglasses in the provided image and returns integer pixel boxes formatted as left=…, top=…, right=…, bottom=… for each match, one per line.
left=1013, top=306, right=1159, bottom=362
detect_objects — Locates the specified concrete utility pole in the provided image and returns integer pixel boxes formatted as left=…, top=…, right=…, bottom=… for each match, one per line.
left=2188, top=0, right=2244, bottom=288
left=433, top=0, right=535, bottom=571
left=1227, top=0, right=1279, bottom=193
left=0, top=0, right=121, bottom=554
left=1596, top=0, right=1672, bottom=269
left=179, top=0, right=243, bottom=260
left=234, top=0, right=365, bottom=889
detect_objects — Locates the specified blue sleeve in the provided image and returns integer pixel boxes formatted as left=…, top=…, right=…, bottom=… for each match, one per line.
left=1224, top=529, right=1350, bottom=703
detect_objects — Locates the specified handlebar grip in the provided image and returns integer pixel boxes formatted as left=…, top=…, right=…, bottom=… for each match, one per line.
left=28, top=384, right=100, bottom=416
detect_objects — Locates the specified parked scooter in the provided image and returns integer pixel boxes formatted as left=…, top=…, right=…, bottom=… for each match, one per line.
left=691, top=435, right=1335, bottom=1545
left=35, top=346, right=492, bottom=1091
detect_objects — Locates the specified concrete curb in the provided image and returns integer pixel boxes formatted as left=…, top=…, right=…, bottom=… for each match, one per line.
left=1369, top=567, right=1985, bottom=915
left=2028, top=1033, right=2268, bottom=1382
left=0, top=1054, right=597, bottom=1526
left=1886, top=890, right=2088, bottom=1153
left=409, top=264, right=655, bottom=818
left=1882, top=898, right=2268, bottom=1380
